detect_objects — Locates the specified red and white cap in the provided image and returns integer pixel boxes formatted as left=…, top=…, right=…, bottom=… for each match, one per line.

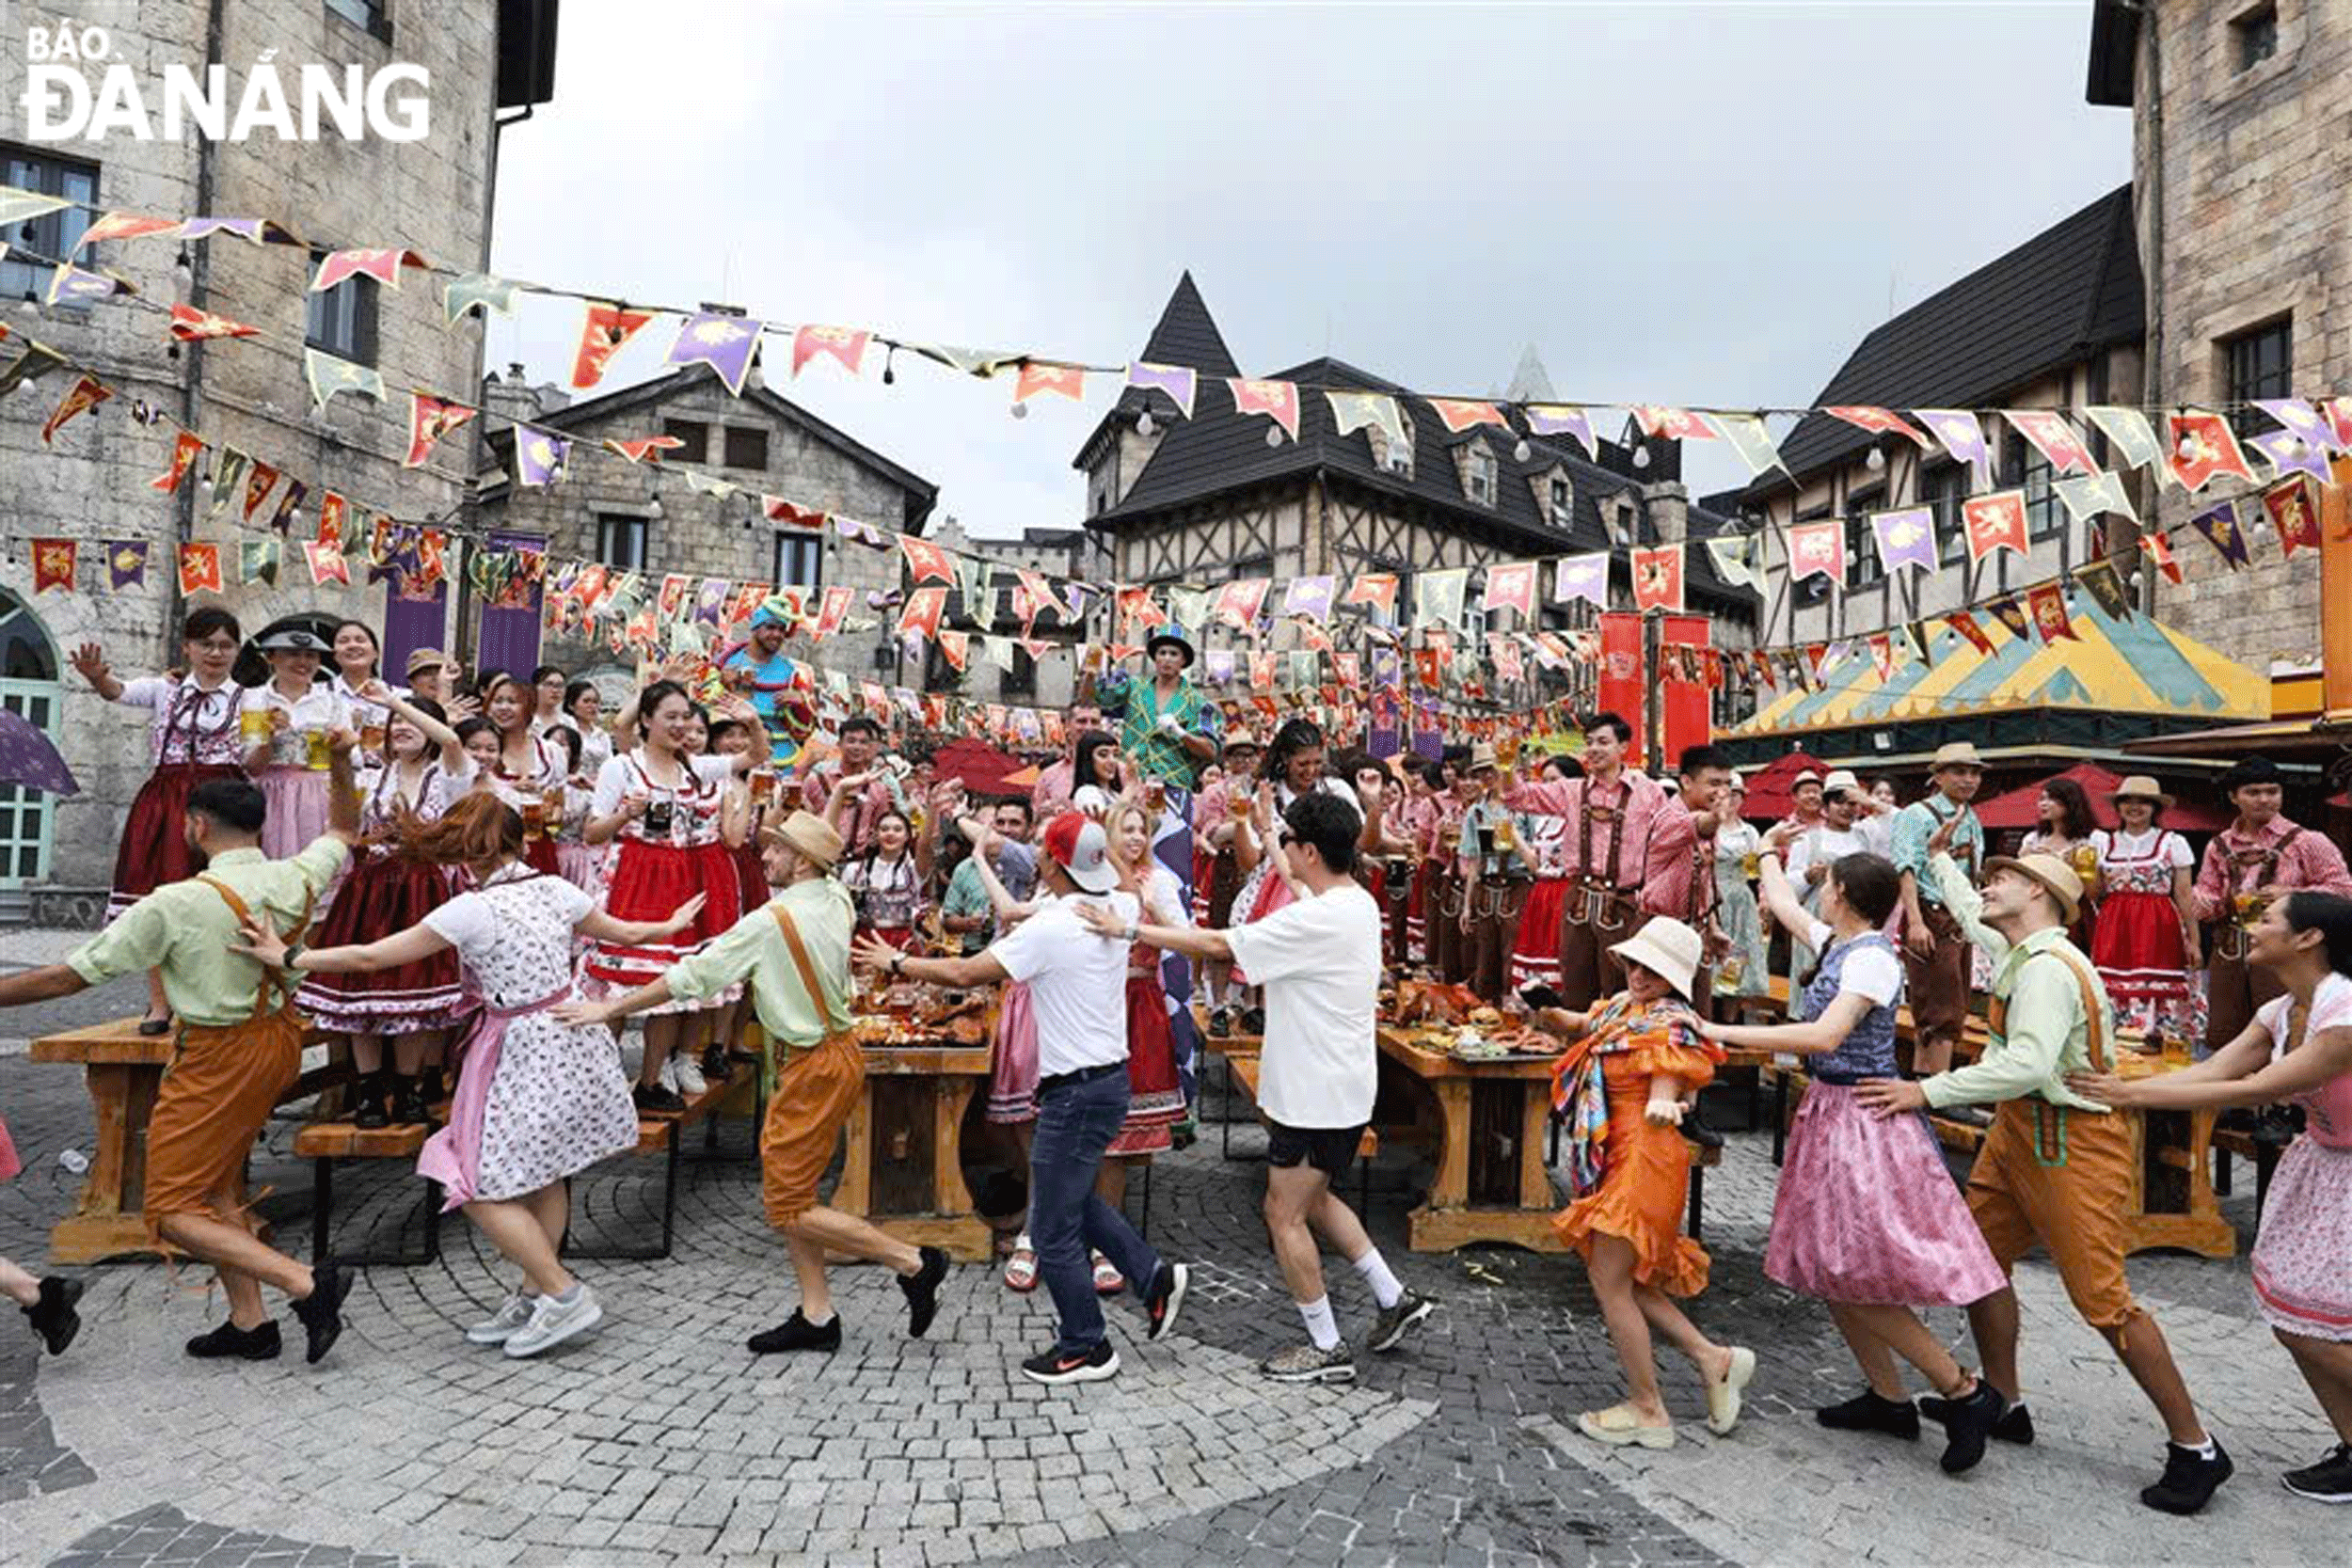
left=1041, top=811, right=1120, bottom=894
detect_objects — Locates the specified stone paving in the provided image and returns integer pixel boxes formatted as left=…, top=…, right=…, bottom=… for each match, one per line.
left=0, top=997, right=2342, bottom=1567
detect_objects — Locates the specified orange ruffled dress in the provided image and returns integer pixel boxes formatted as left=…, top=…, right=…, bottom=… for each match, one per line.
left=1549, top=992, right=1724, bottom=1297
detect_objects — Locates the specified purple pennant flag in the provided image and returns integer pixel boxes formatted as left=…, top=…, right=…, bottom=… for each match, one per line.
left=2249, top=426, right=2333, bottom=483
left=1915, top=409, right=1993, bottom=485
left=2254, top=399, right=2335, bottom=454
left=1203, top=650, right=1236, bottom=686
left=1126, top=362, right=1198, bottom=420
left=180, top=216, right=263, bottom=244
left=2187, top=499, right=2252, bottom=569
left=1524, top=404, right=1597, bottom=461
left=513, top=430, right=570, bottom=488
left=1869, top=506, right=1938, bottom=575
left=45, top=262, right=130, bottom=306
left=666, top=312, right=762, bottom=396
left=1554, top=551, right=1610, bottom=609
left=104, top=539, right=149, bottom=590
left=695, top=576, right=730, bottom=627
left=1282, top=574, right=1335, bottom=621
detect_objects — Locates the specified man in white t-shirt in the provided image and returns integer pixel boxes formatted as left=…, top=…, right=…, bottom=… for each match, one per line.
left=1082, top=791, right=1436, bottom=1384
left=859, top=812, right=1191, bottom=1386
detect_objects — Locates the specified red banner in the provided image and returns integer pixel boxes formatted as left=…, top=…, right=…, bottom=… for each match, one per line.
left=1660, top=613, right=1711, bottom=764
left=1597, top=611, right=1645, bottom=762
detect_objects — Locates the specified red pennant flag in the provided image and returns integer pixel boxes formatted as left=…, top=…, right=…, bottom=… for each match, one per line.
left=1013, top=362, right=1085, bottom=405
left=2167, top=410, right=2256, bottom=492
left=604, top=434, right=685, bottom=464
left=1823, top=406, right=1935, bottom=450
left=790, top=325, right=871, bottom=378
left=2138, top=531, right=2183, bottom=585
left=723, top=581, right=771, bottom=628
left=312, top=247, right=428, bottom=293
left=1787, top=519, right=1845, bottom=583
left=1630, top=545, right=1685, bottom=611
left=2263, top=476, right=2323, bottom=558
left=316, top=491, right=349, bottom=550
left=2003, top=410, right=2099, bottom=478
left=167, top=302, right=259, bottom=341
left=938, top=629, right=970, bottom=672
left=304, top=540, right=351, bottom=587
left=78, top=211, right=181, bottom=248
left=404, top=393, right=479, bottom=468
left=571, top=301, right=658, bottom=390
left=762, top=496, right=828, bottom=530
left=898, top=586, right=948, bottom=641
left=899, top=536, right=957, bottom=585
left=1803, top=642, right=1830, bottom=680
left=1251, top=652, right=1279, bottom=692
left=150, top=430, right=205, bottom=492
left=177, top=542, right=223, bottom=594
left=40, top=373, right=111, bottom=446
left=816, top=585, right=852, bottom=640
left=1214, top=577, right=1271, bottom=630
left=31, top=538, right=76, bottom=594
left=1228, top=378, right=1301, bottom=441
left=241, top=460, right=280, bottom=522
left=1962, top=492, right=2030, bottom=562
left=2323, top=397, right=2352, bottom=453
left=1629, top=405, right=1713, bottom=441
left=2027, top=583, right=2078, bottom=641
left=1428, top=399, right=1508, bottom=435
left=1867, top=635, right=1896, bottom=681
left=1343, top=574, right=1399, bottom=613
left=1481, top=561, right=1537, bottom=618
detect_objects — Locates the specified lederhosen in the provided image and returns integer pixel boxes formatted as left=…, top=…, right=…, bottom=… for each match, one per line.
left=142, top=879, right=314, bottom=1243
left=2205, top=827, right=2299, bottom=1051
left=757, top=902, right=866, bottom=1228
left=1906, top=811, right=1979, bottom=1055
left=1682, top=832, right=1717, bottom=1022
left=1462, top=809, right=1531, bottom=1003
left=1430, top=801, right=1470, bottom=985
left=1557, top=784, right=1634, bottom=1011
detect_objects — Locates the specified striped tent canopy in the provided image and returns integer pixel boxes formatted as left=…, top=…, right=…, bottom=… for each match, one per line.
left=1731, top=598, right=2269, bottom=739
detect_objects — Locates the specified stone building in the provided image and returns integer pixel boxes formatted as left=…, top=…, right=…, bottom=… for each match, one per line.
left=473, top=357, right=938, bottom=694
left=1074, top=273, right=1758, bottom=724
left=0, top=0, right=558, bottom=912
left=920, top=517, right=1107, bottom=710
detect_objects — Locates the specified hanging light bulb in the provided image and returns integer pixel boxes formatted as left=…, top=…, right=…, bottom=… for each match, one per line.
left=173, top=248, right=194, bottom=284
left=1632, top=443, right=1651, bottom=469
left=16, top=295, right=36, bottom=319
left=1264, top=424, right=1282, bottom=448
left=648, top=493, right=664, bottom=520
left=1137, top=409, right=1156, bottom=438
left=881, top=345, right=897, bottom=386
left=1010, top=401, right=1029, bottom=420
left=1866, top=444, right=1885, bottom=471
left=1513, top=437, right=1532, bottom=463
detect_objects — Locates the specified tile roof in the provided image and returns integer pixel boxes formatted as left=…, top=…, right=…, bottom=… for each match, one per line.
left=1756, top=184, right=2144, bottom=494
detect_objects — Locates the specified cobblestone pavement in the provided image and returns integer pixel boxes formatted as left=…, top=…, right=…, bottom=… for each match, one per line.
left=0, top=1017, right=2339, bottom=1567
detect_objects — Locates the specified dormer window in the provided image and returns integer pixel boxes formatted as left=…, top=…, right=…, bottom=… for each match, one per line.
left=1465, top=445, right=1498, bottom=507
left=1549, top=476, right=1572, bottom=530
left=1374, top=412, right=1416, bottom=479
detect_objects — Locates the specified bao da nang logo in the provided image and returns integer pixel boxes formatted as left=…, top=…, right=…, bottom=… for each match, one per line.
left=21, top=22, right=430, bottom=143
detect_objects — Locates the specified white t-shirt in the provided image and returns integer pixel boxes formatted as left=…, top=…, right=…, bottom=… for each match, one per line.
left=2090, top=827, right=2192, bottom=870
left=990, top=890, right=1140, bottom=1078
left=1799, top=915, right=1904, bottom=1006
left=2255, top=971, right=2352, bottom=1064
left=1224, top=883, right=1383, bottom=1128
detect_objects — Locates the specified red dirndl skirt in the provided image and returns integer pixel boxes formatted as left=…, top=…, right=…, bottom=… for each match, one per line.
left=110, top=762, right=243, bottom=921
left=732, top=840, right=769, bottom=918
left=1108, top=964, right=1184, bottom=1157
left=519, top=836, right=561, bottom=877
left=581, top=838, right=744, bottom=989
left=1405, top=861, right=1433, bottom=963
left=866, top=925, right=917, bottom=950
left=1509, top=879, right=1570, bottom=992
left=2091, top=889, right=2192, bottom=1008
left=296, top=848, right=464, bottom=1034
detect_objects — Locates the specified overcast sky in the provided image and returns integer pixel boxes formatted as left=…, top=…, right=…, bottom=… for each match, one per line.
left=485, top=1, right=2130, bottom=535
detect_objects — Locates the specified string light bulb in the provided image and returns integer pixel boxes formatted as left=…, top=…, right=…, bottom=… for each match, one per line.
left=1137, top=409, right=1156, bottom=438
left=173, top=248, right=193, bottom=284
left=1264, top=425, right=1282, bottom=448
left=648, top=494, right=664, bottom=520
left=1513, top=437, right=1532, bottom=463
left=1866, top=444, right=1885, bottom=471
left=1010, top=401, right=1029, bottom=420
left=1632, top=443, right=1651, bottom=469
left=882, top=344, right=897, bottom=386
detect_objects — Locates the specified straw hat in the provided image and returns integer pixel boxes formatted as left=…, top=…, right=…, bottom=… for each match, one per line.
left=405, top=646, right=447, bottom=678
left=1820, top=768, right=1863, bottom=799
left=760, top=809, right=843, bottom=869
left=2108, top=774, right=2172, bottom=808
left=1931, top=741, right=1986, bottom=773
left=1470, top=742, right=1500, bottom=773
left=1982, top=852, right=2083, bottom=925
left=1790, top=767, right=1823, bottom=789
left=1610, top=916, right=1704, bottom=1001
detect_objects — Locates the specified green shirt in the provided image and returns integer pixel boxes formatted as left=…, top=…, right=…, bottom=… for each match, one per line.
left=663, top=877, right=854, bottom=1055
left=1919, top=852, right=2110, bottom=1113
left=69, top=839, right=350, bottom=1028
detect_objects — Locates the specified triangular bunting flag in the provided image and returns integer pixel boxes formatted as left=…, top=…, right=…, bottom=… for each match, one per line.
left=1703, top=533, right=1757, bottom=589
left=1961, top=491, right=2029, bottom=562
left=312, top=247, right=426, bottom=292
left=443, top=273, right=518, bottom=325
left=2168, top=410, right=2255, bottom=492
left=2264, top=476, right=2323, bottom=558
left=571, top=301, right=658, bottom=390
left=2026, top=583, right=2076, bottom=641
left=2003, top=410, right=2099, bottom=477
left=305, top=347, right=384, bottom=409
left=2140, top=531, right=2183, bottom=584
left=1702, top=412, right=1788, bottom=479
left=150, top=430, right=205, bottom=492
left=167, top=302, right=258, bottom=341
left=1228, top=378, right=1301, bottom=441
left=1823, top=406, right=1935, bottom=450
left=404, top=393, right=479, bottom=468
left=2186, top=499, right=2252, bottom=569
left=1125, top=362, right=1197, bottom=418
left=668, top=312, right=762, bottom=395
left=40, top=373, right=110, bottom=445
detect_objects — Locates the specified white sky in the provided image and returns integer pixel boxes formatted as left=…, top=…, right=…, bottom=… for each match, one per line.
left=485, top=0, right=2130, bottom=533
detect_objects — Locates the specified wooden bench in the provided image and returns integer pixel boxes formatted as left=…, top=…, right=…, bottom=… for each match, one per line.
left=562, top=1059, right=762, bottom=1262
left=1685, top=1137, right=1723, bottom=1243
left=294, top=1120, right=443, bottom=1266
left=2210, top=1123, right=2280, bottom=1212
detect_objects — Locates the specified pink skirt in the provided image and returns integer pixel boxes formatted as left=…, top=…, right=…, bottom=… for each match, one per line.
left=2252, top=1136, right=2352, bottom=1341
left=556, top=841, right=607, bottom=895
left=1508, top=879, right=1569, bottom=993
left=1766, top=1082, right=2009, bottom=1307
left=986, top=981, right=1039, bottom=1124
left=0, top=1115, right=19, bottom=1183
left=257, top=766, right=332, bottom=862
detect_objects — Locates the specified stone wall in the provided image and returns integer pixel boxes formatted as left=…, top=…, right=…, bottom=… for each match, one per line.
left=2133, top=0, right=2346, bottom=670
left=1, top=0, right=501, bottom=891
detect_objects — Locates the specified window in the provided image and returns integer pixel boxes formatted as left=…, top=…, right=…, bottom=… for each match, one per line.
left=1921, top=463, right=1970, bottom=565
left=1, top=150, right=97, bottom=304
left=2224, top=319, right=2292, bottom=440
left=1465, top=446, right=1499, bottom=507
left=1548, top=477, right=1573, bottom=531
left=1001, top=644, right=1037, bottom=699
left=662, top=420, right=708, bottom=464
left=596, top=515, right=648, bottom=570
left=304, top=247, right=380, bottom=363
left=2004, top=436, right=2060, bottom=542
left=2233, top=4, right=2279, bottom=71
left=326, top=0, right=391, bottom=41
left=1845, top=493, right=1883, bottom=589
left=772, top=531, right=822, bottom=589
left=723, top=426, right=769, bottom=470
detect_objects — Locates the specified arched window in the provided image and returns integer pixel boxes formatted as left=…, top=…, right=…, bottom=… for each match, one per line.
left=0, top=589, right=59, bottom=682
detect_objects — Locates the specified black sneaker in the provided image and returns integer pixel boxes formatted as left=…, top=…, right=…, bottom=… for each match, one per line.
left=389, top=1078, right=428, bottom=1125
left=1816, top=1389, right=1920, bottom=1440
left=1921, top=1393, right=2033, bottom=1446
left=292, top=1258, right=352, bottom=1365
left=23, top=1276, right=84, bottom=1356
left=1021, top=1339, right=1119, bottom=1386
left=1684, top=1117, right=1725, bottom=1150
left=2281, top=1442, right=2352, bottom=1503
left=185, top=1319, right=281, bottom=1360
left=1208, top=1006, right=1232, bottom=1038
left=899, top=1246, right=948, bottom=1339
left=2140, top=1439, right=2233, bottom=1514
left=1932, top=1381, right=2007, bottom=1475
left=633, top=1084, right=686, bottom=1115
left=1143, top=1261, right=1189, bottom=1342
left=1366, top=1289, right=1437, bottom=1353
left=701, top=1044, right=728, bottom=1081
left=1240, top=1006, right=1266, bottom=1035
left=747, top=1309, right=841, bottom=1354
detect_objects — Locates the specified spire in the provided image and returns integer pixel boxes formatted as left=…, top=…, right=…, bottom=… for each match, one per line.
left=1502, top=343, right=1556, bottom=404
left=1135, top=271, right=1241, bottom=377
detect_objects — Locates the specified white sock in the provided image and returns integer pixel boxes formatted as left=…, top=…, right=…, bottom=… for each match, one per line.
left=1296, top=1294, right=1341, bottom=1351
left=2180, top=1434, right=2217, bottom=1458
left=1352, top=1248, right=1405, bottom=1310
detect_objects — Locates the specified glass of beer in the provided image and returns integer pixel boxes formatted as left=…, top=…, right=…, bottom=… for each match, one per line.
left=541, top=784, right=566, bottom=830
left=521, top=797, right=547, bottom=839
left=302, top=729, right=331, bottom=770
left=750, top=769, right=777, bottom=806
left=2233, top=891, right=2265, bottom=927
left=359, top=721, right=387, bottom=755
left=240, top=707, right=272, bottom=745
left=1146, top=777, right=1167, bottom=813
left=1493, top=818, right=1517, bottom=852
left=2160, top=1031, right=2192, bottom=1068
left=1227, top=788, right=1250, bottom=821
left=1741, top=850, right=1762, bottom=879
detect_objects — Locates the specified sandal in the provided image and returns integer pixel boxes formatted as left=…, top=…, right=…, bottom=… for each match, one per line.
left=1705, top=1346, right=1757, bottom=1435
left=1091, top=1252, right=1125, bottom=1296
left=1004, top=1236, right=1039, bottom=1292
left=1577, top=1404, right=1675, bottom=1449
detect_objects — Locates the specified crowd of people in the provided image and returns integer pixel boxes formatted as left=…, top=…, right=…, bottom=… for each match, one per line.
left=0, top=606, right=2348, bottom=1516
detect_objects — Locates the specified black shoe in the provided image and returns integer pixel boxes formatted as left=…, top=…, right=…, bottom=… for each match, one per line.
left=351, top=1069, right=389, bottom=1130
left=2281, top=1442, right=2352, bottom=1503
left=747, top=1309, right=841, bottom=1354
left=389, top=1076, right=427, bottom=1125
left=899, top=1246, right=948, bottom=1339
left=24, top=1276, right=84, bottom=1356
left=137, top=1013, right=172, bottom=1037
left=1920, top=1393, right=2034, bottom=1446
left=633, top=1084, right=686, bottom=1115
left=1239, top=1006, right=1266, bottom=1035
left=1932, top=1381, right=2007, bottom=1475
left=1208, top=1006, right=1232, bottom=1039
left=1020, top=1339, right=1119, bottom=1386
left=2140, top=1439, right=2233, bottom=1514
left=701, top=1045, right=728, bottom=1081
left=1684, top=1117, right=1725, bottom=1150
left=1144, top=1260, right=1189, bottom=1342
left=292, top=1258, right=352, bottom=1365
left=1816, top=1389, right=1920, bottom=1440
left=185, top=1319, right=280, bottom=1360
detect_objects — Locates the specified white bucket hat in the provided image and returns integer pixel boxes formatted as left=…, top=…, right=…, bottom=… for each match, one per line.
left=1610, top=916, right=1704, bottom=1001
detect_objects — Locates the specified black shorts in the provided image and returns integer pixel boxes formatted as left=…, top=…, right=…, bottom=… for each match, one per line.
left=1266, top=1119, right=1368, bottom=1180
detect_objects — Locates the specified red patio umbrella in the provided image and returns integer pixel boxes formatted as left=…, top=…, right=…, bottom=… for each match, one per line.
left=1734, top=749, right=1834, bottom=821
left=930, top=736, right=1030, bottom=798
left=1972, top=762, right=2233, bottom=833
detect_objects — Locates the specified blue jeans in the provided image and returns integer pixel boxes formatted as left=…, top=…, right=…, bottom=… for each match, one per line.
left=1030, top=1066, right=1164, bottom=1354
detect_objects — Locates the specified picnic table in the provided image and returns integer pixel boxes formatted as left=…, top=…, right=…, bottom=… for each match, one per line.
left=1374, top=1025, right=1567, bottom=1254
left=833, top=1037, right=996, bottom=1262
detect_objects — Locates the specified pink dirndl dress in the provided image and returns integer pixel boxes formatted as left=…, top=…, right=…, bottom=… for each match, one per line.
left=2249, top=979, right=2352, bottom=1341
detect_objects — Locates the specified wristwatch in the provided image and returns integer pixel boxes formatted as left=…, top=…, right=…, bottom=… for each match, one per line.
left=1123, top=922, right=1141, bottom=943
left=889, top=953, right=905, bottom=977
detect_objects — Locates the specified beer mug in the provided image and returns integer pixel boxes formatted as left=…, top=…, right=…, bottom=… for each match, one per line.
left=240, top=707, right=273, bottom=745
left=1227, top=788, right=1251, bottom=821
left=1741, top=851, right=1762, bottom=879
left=541, top=784, right=566, bottom=829
left=750, top=769, right=777, bottom=806
left=1717, top=956, right=1744, bottom=989
left=302, top=729, right=331, bottom=770
left=1493, top=818, right=1516, bottom=853
left=1145, top=777, right=1167, bottom=812
left=521, top=798, right=547, bottom=839
left=2233, top=891, right=2265, bottom=928
left=359, top=721, right=387, bottom=755
left=2160, top=1031, right=2192, bottom=1068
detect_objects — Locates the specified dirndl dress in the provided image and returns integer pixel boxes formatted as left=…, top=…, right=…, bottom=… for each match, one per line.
left=986, top=982, right=1040, bottom=1123
left=296, top=761, right=464, bottom=1035
left=579, top=749, right=744, bottom=1013
left=109, top=675, right=248, bottom=922
left=1107, top=946, right=1184, bottom=1157
left=2249, top=987, right=2352, bottom=1340
left=1509, top=877, right=1569, bottom=993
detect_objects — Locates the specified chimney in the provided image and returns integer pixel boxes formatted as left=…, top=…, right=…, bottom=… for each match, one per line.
left=1642, top=480, right=1690, bottom=545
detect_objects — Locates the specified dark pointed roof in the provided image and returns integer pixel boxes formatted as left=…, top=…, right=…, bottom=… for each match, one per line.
left=1756, top=185, right=2143, bottom=495
left=1075, top=271, right=1243, bottom=468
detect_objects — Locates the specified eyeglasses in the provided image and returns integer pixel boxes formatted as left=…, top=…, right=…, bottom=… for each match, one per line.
left=1277, top=829, right=1295, bottom=847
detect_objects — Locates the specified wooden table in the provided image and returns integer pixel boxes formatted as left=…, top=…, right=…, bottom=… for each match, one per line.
left=1375, top=1026, right=1565, bottom=1253
left=830, top=1039, right=995, bottom=1262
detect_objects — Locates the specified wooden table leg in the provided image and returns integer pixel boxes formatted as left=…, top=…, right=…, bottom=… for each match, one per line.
left=51, top=1063, right=166, bottom=1265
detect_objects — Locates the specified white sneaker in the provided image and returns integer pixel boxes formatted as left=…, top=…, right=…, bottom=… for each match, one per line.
left=656, top=1053, right=679, bottom=1093
left=465, top=1292, right=536, bottom=1345
left=502, top=1285, right=602, bottom=1358
left=672, top=1052, right=707, bottom=1098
